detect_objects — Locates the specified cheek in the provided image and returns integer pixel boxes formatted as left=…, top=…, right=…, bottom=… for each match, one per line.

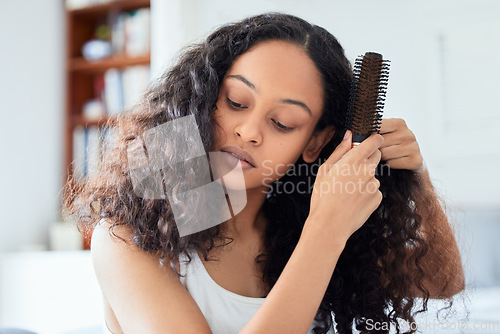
left=213, top=107, right=231, bottom=144
left=265, top=142, right=305, bottom=176
left=274, top=163, right=293, bottom=179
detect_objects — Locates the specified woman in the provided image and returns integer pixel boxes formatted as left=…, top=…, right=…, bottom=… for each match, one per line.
left=64, top=13, right=464, bottom=334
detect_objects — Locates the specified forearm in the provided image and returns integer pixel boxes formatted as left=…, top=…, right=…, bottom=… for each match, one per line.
left=413, top=168, right=465, bottom=297
left=240, top=217, right=346, bottom=334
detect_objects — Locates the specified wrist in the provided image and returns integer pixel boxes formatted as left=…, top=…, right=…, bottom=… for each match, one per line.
left=302, top=215, right=348, bottom=252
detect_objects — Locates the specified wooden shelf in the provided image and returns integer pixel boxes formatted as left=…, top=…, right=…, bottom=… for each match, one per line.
left=64, top=1, right=151, bottom=240
left=69, top=53, right=150, bottom=72
left=68, top=0, right=150, bottom=17
left=72, top=114, right=116, bottom=127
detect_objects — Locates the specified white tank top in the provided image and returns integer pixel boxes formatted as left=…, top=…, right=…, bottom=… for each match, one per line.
left=179, top=250, right=335, bottom=334
left=103, top=250, right=335, bottom=333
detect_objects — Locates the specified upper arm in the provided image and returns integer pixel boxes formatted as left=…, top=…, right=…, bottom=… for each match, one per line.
left=91, top=221, right=212, bottom=334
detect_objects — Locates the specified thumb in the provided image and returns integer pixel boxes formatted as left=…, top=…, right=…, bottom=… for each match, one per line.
left=321, top=130, right=352, bottom=172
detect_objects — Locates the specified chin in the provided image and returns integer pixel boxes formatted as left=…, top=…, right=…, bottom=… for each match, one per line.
left=214, top=172, right=247, bottom=191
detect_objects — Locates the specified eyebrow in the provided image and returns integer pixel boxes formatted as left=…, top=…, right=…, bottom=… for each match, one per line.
left=227, top=74, right=313, bottom=117
left=227, top=75, right=256, bottom=90
left=279, top=99, right=312, bottom=116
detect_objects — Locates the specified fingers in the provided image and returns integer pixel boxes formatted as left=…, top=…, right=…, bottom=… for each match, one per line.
left=366, top=147, right=382, bottom=168
left=367, top=177, right=381, bottom=197
left=380, top=139, right=422, bottom=168
left=321, top=131, right=383, bottom=174
left=353, top=133, right=384, bottom=158
left=379, top=143, right=409, bottom=160
left=321, top=130, right=352, bottom=172
left=378, top=131, right=402, bottom=148
left=384, top=155, right=423, bottom=171
left=380, top=128, right=416, bottom=149
left=380, top=118, right=406, bottom=134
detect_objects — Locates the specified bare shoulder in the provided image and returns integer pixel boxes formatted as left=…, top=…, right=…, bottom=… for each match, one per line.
left=91, top=219, right=135, bottom=248
left=91, top=219, right=147, bottom=262
left=91, top=219, right=212, bottom=334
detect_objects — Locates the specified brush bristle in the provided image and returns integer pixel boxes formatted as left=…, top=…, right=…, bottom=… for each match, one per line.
left=346, top=52, right=390, bottom=142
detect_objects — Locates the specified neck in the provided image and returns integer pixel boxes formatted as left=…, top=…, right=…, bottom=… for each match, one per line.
left=221, top=185, right=268, bottom=243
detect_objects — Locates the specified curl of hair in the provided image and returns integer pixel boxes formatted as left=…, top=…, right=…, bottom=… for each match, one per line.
left=64, top=12, right=449, bottom=334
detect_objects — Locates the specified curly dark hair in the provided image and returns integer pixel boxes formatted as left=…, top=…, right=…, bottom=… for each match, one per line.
left=64, top=12, right=450, bottom=334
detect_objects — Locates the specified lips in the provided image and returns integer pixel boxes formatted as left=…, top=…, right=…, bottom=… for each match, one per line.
left=220, top=146, right=256, bottom=168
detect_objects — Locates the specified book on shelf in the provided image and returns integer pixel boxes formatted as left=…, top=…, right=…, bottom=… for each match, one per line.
left=103, top=65, right=151, bottom=115
left=104, top=68, right=124, bottom=115
left=76, top=64, right=150, bottom=182
left=109, top=9, right=126, bottom=54
left=122, top=65, right=151, bottom=110
left=72, top=126, right=86, bottom=180
left=72, top=125, right=117, bottom=181
left=123, top=8, right=150, bottom=56
left=82, top=64, right=149, bottom=120
left=86, top=126, right=100, bottom=177
left=110, top=8, right=150, bottom=57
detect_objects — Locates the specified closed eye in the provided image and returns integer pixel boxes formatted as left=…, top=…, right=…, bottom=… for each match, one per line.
left=272, top=119, right=294, bottom=132
left=226, top=97, right=293, bottom=132
left=226, top=98, right=247, bottom=109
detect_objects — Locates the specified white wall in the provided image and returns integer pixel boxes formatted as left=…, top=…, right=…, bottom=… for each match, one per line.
left=0, top=0, right=64, bottom=252
left=151, top=0, right=500, bottom=210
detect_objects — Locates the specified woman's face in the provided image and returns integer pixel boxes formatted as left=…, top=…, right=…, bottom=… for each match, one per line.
left=213, top=40, right=329, bottom=191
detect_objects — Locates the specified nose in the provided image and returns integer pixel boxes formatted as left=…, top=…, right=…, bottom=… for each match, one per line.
left=234, top=114, right=263, bottom=145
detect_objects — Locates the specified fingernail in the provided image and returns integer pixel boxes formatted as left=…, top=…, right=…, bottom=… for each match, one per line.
left=343, top=130, right=351, bottom=140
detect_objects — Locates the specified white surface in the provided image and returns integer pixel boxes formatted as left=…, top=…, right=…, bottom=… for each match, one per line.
left=0, top=0, right=64, bottom=252
left=0, top=251, right=104, bottom=334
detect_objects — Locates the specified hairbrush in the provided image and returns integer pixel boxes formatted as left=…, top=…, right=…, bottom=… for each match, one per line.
left=346, top=52, right=390, bottom=147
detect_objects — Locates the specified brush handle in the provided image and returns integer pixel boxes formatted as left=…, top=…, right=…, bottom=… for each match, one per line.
left=352, top=133, right=369, bottom=145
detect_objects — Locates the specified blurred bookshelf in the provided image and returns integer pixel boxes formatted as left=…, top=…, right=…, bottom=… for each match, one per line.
left=64, top=0, right=151, bottom=248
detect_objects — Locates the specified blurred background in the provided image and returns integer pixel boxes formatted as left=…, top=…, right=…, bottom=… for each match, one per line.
left=0, top=0, right=499, bottom=333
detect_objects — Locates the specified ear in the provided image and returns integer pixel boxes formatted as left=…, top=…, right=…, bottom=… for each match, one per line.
left=302, top=126, right=336, bottom=163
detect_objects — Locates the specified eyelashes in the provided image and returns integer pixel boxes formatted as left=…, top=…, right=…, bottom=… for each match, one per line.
left=272, top=119, right=294, bottom=132
left=226, top=98, right=247, bottom=109
left=226, top=97, right=294, bottom=132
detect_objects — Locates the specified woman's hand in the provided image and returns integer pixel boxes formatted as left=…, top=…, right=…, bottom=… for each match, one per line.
left=379, top=118, right=424, bottom=172
left=306, top=131, right=384, bottom=244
